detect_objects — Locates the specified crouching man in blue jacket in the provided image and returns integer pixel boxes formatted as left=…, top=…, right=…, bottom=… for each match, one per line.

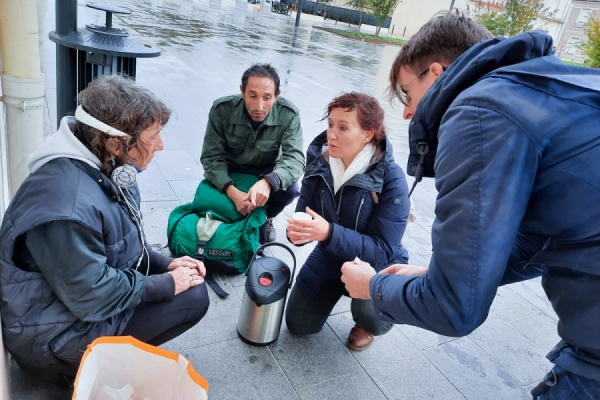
left=341, top=10, right=600, bottom=399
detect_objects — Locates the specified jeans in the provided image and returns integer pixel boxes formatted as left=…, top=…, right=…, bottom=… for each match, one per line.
left=533, top=366, right=600, bottom=400
left=285, top=279, right=393, bottom=336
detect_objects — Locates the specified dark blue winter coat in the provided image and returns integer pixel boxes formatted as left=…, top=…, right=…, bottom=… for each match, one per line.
left=295, top=131, right=409, bottom=297
left=370, top=31, right=600, bottom=381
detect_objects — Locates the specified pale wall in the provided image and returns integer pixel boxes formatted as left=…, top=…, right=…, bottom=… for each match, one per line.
left=389, top=0, right=469, bottom=37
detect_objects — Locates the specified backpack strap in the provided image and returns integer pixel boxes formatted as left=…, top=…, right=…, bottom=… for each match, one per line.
left=195, top=240, right=230, bottom=298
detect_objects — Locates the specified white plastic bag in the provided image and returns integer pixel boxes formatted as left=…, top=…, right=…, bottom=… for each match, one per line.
left=73, top=336, right=208, bottom=400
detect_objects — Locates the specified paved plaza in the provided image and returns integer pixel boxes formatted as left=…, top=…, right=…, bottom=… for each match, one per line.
left=9, top=0, right=560, bottom=398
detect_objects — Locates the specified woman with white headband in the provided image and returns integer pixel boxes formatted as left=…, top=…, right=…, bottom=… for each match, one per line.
left=0, top=75, right=209, bottom=392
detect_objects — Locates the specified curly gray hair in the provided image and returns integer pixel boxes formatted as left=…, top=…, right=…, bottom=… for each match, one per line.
left=75, top=75, right=171, bottom=174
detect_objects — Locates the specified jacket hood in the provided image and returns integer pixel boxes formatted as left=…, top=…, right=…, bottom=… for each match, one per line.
left=407, top=30, right=554, bottom=178
left=305, top=130, right=394, bottom=192
left=27, top=116, right=101, bottom=173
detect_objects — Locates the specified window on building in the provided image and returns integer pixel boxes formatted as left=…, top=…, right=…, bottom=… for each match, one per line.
left=574, top=8, right=591, bottom=28
left=566, top=35, right=581, bottom=54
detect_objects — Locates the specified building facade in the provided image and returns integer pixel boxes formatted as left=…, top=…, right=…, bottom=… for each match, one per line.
left=555, top=0, right=600, bottom=62
left=389, top=0, right=469, bottom=38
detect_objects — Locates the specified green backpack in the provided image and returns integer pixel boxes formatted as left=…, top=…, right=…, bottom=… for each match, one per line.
left=167, top=173, right=267, bottom=276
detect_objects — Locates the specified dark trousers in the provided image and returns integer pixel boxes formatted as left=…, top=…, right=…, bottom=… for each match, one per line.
left=122, top=283, right=209, bottom=346
left=285, top=279, right=394, bottom=336
left=266, top=182, right=299, bottom=218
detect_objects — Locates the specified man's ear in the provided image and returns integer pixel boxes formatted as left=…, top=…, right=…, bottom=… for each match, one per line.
left=240, top=84, right=245, bottom=98
left=106, top=137, right=124, bottom=157
left=430, top=62, right=446, bottom=78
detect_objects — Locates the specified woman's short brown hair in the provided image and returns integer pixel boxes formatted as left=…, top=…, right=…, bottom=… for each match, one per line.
left=326, top=92, right=386, bottom=150
left=75, top=75, right=171, bottom=173
left=388, top=9, right=493, bottom=103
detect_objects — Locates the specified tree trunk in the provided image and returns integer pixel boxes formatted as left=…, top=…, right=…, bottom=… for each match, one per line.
left=358, top=11, right=363, bottom=28
left=375, top=24, right=382, bottom=37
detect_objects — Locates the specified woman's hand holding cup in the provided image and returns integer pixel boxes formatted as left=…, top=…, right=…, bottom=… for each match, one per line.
left=286, top=207, right=330, bottom=245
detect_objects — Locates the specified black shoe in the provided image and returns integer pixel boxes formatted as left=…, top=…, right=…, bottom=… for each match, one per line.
left=45, top=374, right=74, bottom=394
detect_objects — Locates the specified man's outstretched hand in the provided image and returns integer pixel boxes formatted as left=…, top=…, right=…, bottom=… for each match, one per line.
left=341, top=261, right=428, bottom=299
left=341, top=260, right=376, bottom=299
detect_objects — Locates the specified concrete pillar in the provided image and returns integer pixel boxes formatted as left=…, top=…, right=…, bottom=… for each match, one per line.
left=0, top=74, right=45, bottom=197
left=0, top=0, right=45, bottom=199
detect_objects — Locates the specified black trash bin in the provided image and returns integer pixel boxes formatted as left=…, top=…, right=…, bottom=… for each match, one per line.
left=49, top=2, right=161, bottom=126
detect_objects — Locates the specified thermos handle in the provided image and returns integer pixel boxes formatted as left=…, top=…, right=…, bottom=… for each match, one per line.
left=248, top=242, right=297, bottom=289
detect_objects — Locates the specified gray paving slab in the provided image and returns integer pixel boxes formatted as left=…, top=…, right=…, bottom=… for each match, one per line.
left=186, top=339, right=298, bottom=400
left=423, top=337, right=532, bottom=400
left=179, top=276, right=242, bottom=349
left=135, top=162, right=179, bottom=202
left=159, top=131, right=187, bottom=151
left=506, top=278, right=556, bottom=320
left=153, top=149, right=205, bottom=181
left=396, top=324, right=457, bottom=351
left=140, top=200, right=180, bottom=245
left=510, top=312, right=562, bottom=355
left=297, top=371, right=388, bottom=400
left=270, top=326, right=363, bottom=391
left=327, top=313, right=464, bottom=400
left=488, top=285, right=542, bottom=323
left=169, top=179, right=203, bottom=204
left=467, top=317, right=552, bottom=385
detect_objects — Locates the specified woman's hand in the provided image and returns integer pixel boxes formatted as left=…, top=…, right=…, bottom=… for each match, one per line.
left=286, top=207, right=330, bottom=245
left=380, top=263, right=428, bottom=277
left=168, top=256, right=206, bottom=277
left=168, top=266, right=203, bottom=296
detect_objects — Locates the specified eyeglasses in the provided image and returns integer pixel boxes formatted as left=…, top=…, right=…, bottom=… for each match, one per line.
left=398, top=67, right=430, bottom=107
left=398, top=66, right=448, bottom=107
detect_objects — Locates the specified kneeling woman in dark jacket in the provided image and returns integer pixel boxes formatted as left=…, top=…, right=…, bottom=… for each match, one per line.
left=0, top=75, right=209, bottom=384
left=285, top=92, right=410, bottom=350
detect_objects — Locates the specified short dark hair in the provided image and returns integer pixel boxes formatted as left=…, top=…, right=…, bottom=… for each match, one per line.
left=241, top=64, right=281, bottom=96
left=326, top=92, right=386, bottom=150
left=388, top=9, right=493, bottom=103
left=76, top=74, right=171, bottom=174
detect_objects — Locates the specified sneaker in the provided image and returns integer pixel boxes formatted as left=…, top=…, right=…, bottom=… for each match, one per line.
left=347, top=325, right=374, bottom=351
left=264, top=218, right=276, bottom=243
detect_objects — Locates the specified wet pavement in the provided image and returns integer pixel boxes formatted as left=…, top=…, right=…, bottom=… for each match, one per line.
left=10, top=0, right=559, bottom=398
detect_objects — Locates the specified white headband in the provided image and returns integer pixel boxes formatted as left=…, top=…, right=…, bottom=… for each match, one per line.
left=75, top=105, right=130, bottom=137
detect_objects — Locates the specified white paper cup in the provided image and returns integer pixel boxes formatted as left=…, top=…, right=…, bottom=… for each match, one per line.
left=292, top=212, right=312, bottom=221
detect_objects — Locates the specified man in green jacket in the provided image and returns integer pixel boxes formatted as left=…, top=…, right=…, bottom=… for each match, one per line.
left=201, top=64, right=305, bottom=242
